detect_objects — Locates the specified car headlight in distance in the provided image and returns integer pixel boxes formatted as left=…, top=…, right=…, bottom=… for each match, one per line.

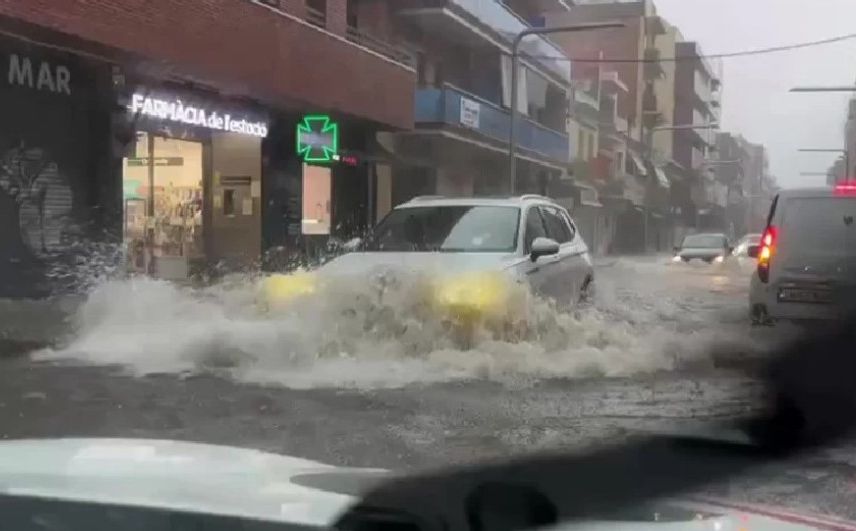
left=714, top=255, right=725, bottom=263
left=259, top=272, right=317, bottom=310
left=433, top=271, right=512, bottom=320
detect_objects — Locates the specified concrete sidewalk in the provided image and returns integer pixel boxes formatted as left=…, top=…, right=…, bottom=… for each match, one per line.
left=0, top=297, right=81, bottom=356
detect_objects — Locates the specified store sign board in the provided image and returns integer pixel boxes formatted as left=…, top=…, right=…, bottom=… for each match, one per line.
left=296, top=115, right=338, bottom=163
left=580, top=187, right=598, bottom=205
left=129, top=92, right=268, bottom=138
left=126, top=157, right=183, bottom=167
left=460, top=97, right=480, bottom=128
left=221, top=175, right=252, bottom=186
left=6, top=53, right=71, bottom=95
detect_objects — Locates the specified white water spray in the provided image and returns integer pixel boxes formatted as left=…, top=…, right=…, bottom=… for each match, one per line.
left=36, top=256, right=772, bottom=389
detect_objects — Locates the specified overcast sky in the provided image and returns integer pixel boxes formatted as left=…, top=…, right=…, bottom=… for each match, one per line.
left=653, top=0, right=856, bottom=188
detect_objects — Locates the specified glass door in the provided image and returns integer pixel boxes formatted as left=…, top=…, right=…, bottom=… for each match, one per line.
left=122, top=132, right=204, bottom=279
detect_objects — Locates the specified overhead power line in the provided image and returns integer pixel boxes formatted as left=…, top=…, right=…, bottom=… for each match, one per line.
left=525, top=31, right=856, bottom=63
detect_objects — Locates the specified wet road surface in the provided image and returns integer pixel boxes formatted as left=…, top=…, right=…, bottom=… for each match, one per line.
left=0, top=255, right=853, bottom=519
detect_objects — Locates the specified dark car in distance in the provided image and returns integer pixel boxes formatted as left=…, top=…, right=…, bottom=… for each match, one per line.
left=673, top=233, right=732, bottom=264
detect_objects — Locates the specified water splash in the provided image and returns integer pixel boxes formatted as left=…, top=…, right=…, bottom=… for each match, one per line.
left=36, top=256, right=772, bottom=389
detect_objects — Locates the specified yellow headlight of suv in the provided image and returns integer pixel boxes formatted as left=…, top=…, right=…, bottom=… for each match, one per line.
left=258, top=272, right=318, bottom=311
left=432, top=271, right=512, bottom=320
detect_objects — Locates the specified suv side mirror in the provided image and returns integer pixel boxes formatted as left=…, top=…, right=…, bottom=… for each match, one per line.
left=530, top=237, right=559, bottom=262
left=747, top=244, right=760, bottom=259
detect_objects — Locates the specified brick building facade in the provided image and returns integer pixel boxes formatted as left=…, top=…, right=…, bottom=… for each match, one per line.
left=0, top=0, right=416, bottom=295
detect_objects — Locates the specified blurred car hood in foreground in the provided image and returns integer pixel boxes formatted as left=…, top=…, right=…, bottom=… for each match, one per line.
left=0, top=438, right=387, bottom=526
left=0, top=438, right=851, bottom=530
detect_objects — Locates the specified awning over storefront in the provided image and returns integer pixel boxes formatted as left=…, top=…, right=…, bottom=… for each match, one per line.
left=664, top=160, right=689, bottom=182
left=653, top=165, right=669, bottom=188
left=575, top=182, right=603, bottom=207
left=630, top=153, right=648, bottom=177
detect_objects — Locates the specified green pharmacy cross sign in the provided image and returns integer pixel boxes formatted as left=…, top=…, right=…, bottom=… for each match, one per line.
left=296, top=114, right=339, bottom=163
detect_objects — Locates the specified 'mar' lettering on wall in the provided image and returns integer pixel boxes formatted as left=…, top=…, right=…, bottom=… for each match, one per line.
left=7, top=53, right=71, bottom=95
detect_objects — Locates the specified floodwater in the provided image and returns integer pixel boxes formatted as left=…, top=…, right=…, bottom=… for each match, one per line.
left=35, top=254, right=778, bottom=389
left=5, top=255, right=852, bottom=520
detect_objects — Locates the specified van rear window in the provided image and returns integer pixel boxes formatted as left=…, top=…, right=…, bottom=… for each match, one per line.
left=781, top=197, right=856, bottom=251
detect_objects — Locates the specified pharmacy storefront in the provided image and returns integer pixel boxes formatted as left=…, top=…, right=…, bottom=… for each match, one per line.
left=121, top=86, right=268, bottom=279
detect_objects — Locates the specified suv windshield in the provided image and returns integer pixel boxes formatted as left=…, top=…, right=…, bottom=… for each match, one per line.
left=682, top=234, right=725, bottom=249
left=365, top=205, right=520, bottom=252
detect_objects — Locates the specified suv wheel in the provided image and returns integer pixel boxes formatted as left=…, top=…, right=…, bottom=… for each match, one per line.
left=579, top=277, right=595, bottom=305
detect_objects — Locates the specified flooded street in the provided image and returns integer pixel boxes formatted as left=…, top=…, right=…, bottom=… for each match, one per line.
left=1, top=256, right=851, bottom=518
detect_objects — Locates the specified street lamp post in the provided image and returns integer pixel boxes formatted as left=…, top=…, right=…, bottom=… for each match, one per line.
left=508, top=21, right=624, bottom=194
left=790, top=86, right=856, bottom=93
left=791, top=87, right=856, bottom=180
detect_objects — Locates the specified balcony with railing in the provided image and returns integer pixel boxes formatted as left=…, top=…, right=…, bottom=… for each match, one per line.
left=644, top=47, right=665, bottom=79
left=646, top=15, right=667, bottom=35
left=574, top=88, right=600, bottom=128
left=599, top=70, right=628, bottom=94
left=346, top=25, right=416, bottom=67
left=598, top=119, right=627, bottom=148
left=501, top=0, right=572, bottom=24
left=413, top=84, right=570, bottom=163
left=642, top=87, right=658, bottom=113
left=250, top=0, right=415, bottom=69
left=305, top=4, right=326, bottom=28
left=690, top=88, right=718, bottom=118
left=397, top=0, right=570, bottom=86
left=597, top=94, right=627, bottom=143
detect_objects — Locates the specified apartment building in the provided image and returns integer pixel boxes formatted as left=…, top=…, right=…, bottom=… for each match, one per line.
left=545, top=0, right=673, bottom=253
left=381, top=0, right=574, bottom=207
left=714, top=132, right=749, bottom=238
left=672, top=41, right=721, bottom=236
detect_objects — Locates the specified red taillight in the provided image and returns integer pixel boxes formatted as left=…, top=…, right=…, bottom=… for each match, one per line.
left=757, top=225, right=777, bottom=283
left=834, top=181, right=856, bottom=195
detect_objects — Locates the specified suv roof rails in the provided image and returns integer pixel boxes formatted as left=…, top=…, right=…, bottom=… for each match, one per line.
left=408, top=195, right=446, bottom=202
left=518, top=194, right=554, bottom=202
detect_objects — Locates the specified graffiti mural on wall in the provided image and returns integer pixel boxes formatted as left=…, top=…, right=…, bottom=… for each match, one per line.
left=0, top=35, right=114, bottom=298
left=0, top=141, right=72, bottom=258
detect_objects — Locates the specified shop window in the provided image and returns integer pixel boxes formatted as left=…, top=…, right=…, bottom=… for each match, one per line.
left=347, top=0, right=359, bottom=29
left=416, top=52, right=428, bottom=86
left=306, top=0, right=326, bottom=27
left=526, top=69, right=548, bottom=122
left=223, top=189, right=235, bottom=216
left=302, top=163, right=331, bottom=235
